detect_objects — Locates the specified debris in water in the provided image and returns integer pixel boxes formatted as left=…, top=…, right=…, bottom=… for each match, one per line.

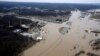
left=87, top=52, right=100, bottom=56
left=85, top=30, right=88, bottom=33
left=95, top=33, right=98, bottom=36
left=73, top=46, right=77, bottom=49
left=89, top=39, right=100, bottom=50
left=59, top=27, right=69, bottom=35
left=73, top=44, right=79, bottom=49
left=91, top=30, right=100, bottom=33
left=75, top=50, right=85, bottom=56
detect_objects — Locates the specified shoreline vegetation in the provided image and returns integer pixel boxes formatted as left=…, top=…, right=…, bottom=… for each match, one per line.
left=0, top=28, right=38, bottom=56
left=0, top=15, right=45, bottom=56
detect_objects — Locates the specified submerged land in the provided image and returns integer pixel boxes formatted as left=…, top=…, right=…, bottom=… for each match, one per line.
left=0, top=2, right=100, bottom=56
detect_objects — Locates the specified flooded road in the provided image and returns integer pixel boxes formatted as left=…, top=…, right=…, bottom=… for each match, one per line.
left=23, top=11, right=100, bottom=56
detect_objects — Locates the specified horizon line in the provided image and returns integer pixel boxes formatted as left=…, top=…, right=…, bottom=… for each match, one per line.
left=0, top=1, right=100, bottom=4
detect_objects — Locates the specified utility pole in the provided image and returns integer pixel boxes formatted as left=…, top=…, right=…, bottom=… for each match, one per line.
left=8, top=20, right=11, bottom=27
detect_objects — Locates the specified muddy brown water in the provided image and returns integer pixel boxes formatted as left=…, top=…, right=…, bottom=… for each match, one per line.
left=23, top=11, right=100, bottom=56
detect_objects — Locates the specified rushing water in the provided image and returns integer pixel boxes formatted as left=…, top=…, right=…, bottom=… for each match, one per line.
left=23, top=11, right=100, bottom=56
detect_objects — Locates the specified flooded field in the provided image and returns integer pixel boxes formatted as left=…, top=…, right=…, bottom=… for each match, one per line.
left=23, top=11, right=100, bottom=56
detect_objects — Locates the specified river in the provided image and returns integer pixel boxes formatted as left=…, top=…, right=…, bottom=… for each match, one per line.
left=23, top=10, right=100, bottom=56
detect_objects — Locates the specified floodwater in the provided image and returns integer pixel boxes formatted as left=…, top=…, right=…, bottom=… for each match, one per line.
left=23, top=11, right=100, bottom=56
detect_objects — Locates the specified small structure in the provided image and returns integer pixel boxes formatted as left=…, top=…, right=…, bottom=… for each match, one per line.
left=20, top=32, right=32, bottom=37
left=13, top=29, right=22, bottom=33
left=32, top=32, right=43, bottom=41
left=56, top=19, right=62, bottom=23
left=20, top=32, right=43, bottom=41
left=21, top=24, right=30, bottom=29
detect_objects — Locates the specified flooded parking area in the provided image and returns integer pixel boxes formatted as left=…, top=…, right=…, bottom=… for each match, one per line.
left=23, top=11, right=100, bottom=56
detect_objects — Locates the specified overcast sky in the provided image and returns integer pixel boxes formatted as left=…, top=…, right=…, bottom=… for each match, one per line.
left=0, top=0, right=100, bottom=3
